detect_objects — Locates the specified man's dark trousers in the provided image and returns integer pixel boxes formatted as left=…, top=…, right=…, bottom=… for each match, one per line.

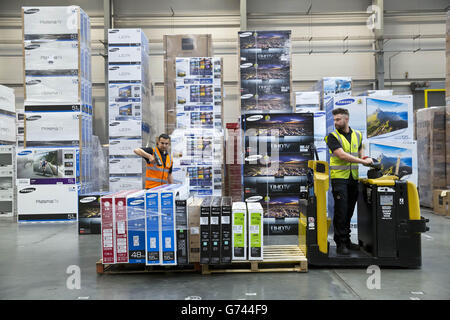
left=331, top=179, right=359, bottom=246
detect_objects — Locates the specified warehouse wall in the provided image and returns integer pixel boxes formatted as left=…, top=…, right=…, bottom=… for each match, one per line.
left=0, top=0, right=448, bottom=145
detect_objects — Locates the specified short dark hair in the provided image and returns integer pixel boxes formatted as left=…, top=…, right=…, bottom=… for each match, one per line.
left=332, top=108, right=349, bottom=117
left=158, top=133, right=171, bottom=141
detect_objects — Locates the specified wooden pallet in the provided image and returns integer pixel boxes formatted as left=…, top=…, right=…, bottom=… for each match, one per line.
left=96, top=245, right=308, bottom=274
left=201, top=245, right=308, bottom=274
left=96, top=260, right=201, bottom=274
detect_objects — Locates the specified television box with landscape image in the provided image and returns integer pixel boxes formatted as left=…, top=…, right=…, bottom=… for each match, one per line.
left=366, top=95, right=413, bottom=141
left=368, top=140, right=417, bottom=186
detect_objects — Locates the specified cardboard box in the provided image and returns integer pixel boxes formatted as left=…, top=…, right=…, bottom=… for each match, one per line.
left=433, top=189, right=450, bottom=216
left=209, top=196, right=222, bottom=265
left=220, top=197, right=232, bottom=264
left=17, top=184, right=78, bottom=223
left=187, top=197, right=203, bottom=263
left=416, top=107, right=447, bottom=207
left=126, top=190, right=146, bottom=264
left=109, top=119, right=143, bottom=138
left=22, top=6, right=87, bottom=36
left=24, top=40, right=79, bottom=71
left=369, top=140, right=418, bottom=187
left=109, top=156, right=143, bottom=175
left=101, top=192, right=119, bottom=264
left=108, top=83, right=148, bottom=102
left=109, top=175, right=142, bottom=192
left=359, top=90, right=393, bottom=97
left=109, top=102, right=143, bottom=121
left=366, top=95, right=414, bottom=142
left=160, top=184, right=183, bottom=265
left=200, top=196, right=212, bottom=264
left=246, top=202, right=263, bottom=260
left=108, top=46, right=146, bottom=64
left=175, top=199, right=189, bottom=265
left=78, top=192, right=110, bottom=234
left=239, top=30, right=292, bottom=115
left=163, top=34, right=213, bottom=134
left=313, top=77, right=352, bottom=108
left=24, top=111, right=81, bottom=146
left=109, top=138, right=142, bottom=156
left=0, top=112, right=16, bottom=144
left=114, top=190, right=138, bottom=263
left=0, top=199, right=14, bottom=218
left=0, top=85, right=15, bottom=113
left=232, top=202, right=247, bottom=261
left=0, top=145, right=15, bottom=174
left=145, top=186, right=163, bottom=265
left=24, top=74, right=81, bottom=103
left=108, top=64, right=148, bottom=83
left=108, top=29, right=149, bottom=47
left=295, top=91, right=320, bottom=112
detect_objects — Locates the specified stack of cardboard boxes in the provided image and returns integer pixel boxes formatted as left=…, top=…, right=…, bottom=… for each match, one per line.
left=224, top=123, right=243, bottom=202
left=163, top=35, right=213, bottom=135
left=322, top=84, right=417, bottom=233
left=18, top=6, right=92, bottom=222
left=0, top=85, right=16, bottom=218
left=171, top=57, right=224, bottom=197
left=107, top=29, right=151, bottom=193
left=416, top=107, right=447, bottom=209
left=239, top=30, right=292, bottom=114
left=100, top=192, right=265, bottom=266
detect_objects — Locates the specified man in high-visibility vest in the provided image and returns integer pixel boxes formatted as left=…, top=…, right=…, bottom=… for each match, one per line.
left=325, top=108, right=373, bottom=255
left=134, top=133, right=174, bottom=189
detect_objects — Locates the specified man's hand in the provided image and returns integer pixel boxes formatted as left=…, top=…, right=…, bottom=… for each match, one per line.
left=147, top=153, right=155, bottom=163
left=361, top=157, right=373, bottom=166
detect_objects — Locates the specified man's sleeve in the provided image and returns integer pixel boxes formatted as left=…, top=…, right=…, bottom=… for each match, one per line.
left=326, top=134, right=342, bottom=153
left=169, top=164, right=173, bottom=174
left=140, top=147, right=153, bottom=164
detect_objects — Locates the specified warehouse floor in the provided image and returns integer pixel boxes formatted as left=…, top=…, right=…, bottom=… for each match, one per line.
left=0, top=208, right=448, bottom=300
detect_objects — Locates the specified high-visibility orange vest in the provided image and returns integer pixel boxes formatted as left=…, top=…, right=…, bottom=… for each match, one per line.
left=145, top=147, right=173, bottom=189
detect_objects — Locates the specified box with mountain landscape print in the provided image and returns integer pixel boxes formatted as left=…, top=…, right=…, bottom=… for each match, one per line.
left=366, top=95, right=413, bottom=142
left=368, top=140, right=417, bottom=186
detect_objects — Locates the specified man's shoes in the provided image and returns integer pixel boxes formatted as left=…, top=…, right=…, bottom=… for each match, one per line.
left=345, top=241, right=360, bottom=251
left=336, top=244, right=350, bottom=255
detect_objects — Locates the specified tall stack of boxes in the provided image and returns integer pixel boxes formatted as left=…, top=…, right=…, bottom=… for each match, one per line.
left=0, top=85, right=16, bottom=218
left=239, top=30, right=292, bottom=114
left=224, top=123, right=243, bottom=202
left=107, top=29, right=151, bottom=193
left=18, top=6, right=92, bottom=222
left=416, top=107, right=447, bottom=209
left=163, top=34, right=213, bottom=135
left=324, top=93, right=417, bottom=234
left=241, top=113, right=314, bottom=236
left=239, top=30, right=310, bottom=237
left=171, top=57, right=224, bottom=197
left=446, top=9, right=450, bottom=191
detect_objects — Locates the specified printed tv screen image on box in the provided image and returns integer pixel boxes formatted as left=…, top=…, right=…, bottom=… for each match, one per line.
left=242, top=113, right=313, bottom=137
left=366, top=96, right=413, bottom=141
left=16, top=148, right=79, bottom=183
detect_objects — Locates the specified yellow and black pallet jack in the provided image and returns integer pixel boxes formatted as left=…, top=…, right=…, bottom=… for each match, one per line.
left=300, top=155, right=429, bottom=268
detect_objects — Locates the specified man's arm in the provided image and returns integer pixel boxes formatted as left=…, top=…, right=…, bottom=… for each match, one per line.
left=133, top=148, right=155, bottom=164
left=167, top=173, right=174, bottom=184
left=334, top=148, right=372, bottom=166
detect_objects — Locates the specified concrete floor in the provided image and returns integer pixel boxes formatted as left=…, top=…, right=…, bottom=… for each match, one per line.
left=0, top=208, right=448, bottom=300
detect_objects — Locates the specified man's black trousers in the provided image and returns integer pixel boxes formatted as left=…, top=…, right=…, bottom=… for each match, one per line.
left=331, top=179, right=359, bottom=245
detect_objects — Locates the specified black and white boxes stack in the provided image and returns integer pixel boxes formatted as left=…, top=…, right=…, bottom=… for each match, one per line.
left=18, top=6, right=92, bottom=222
left=107, top=29, right=151, bottom=192
left=0, top=85, right=16, bottom=218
